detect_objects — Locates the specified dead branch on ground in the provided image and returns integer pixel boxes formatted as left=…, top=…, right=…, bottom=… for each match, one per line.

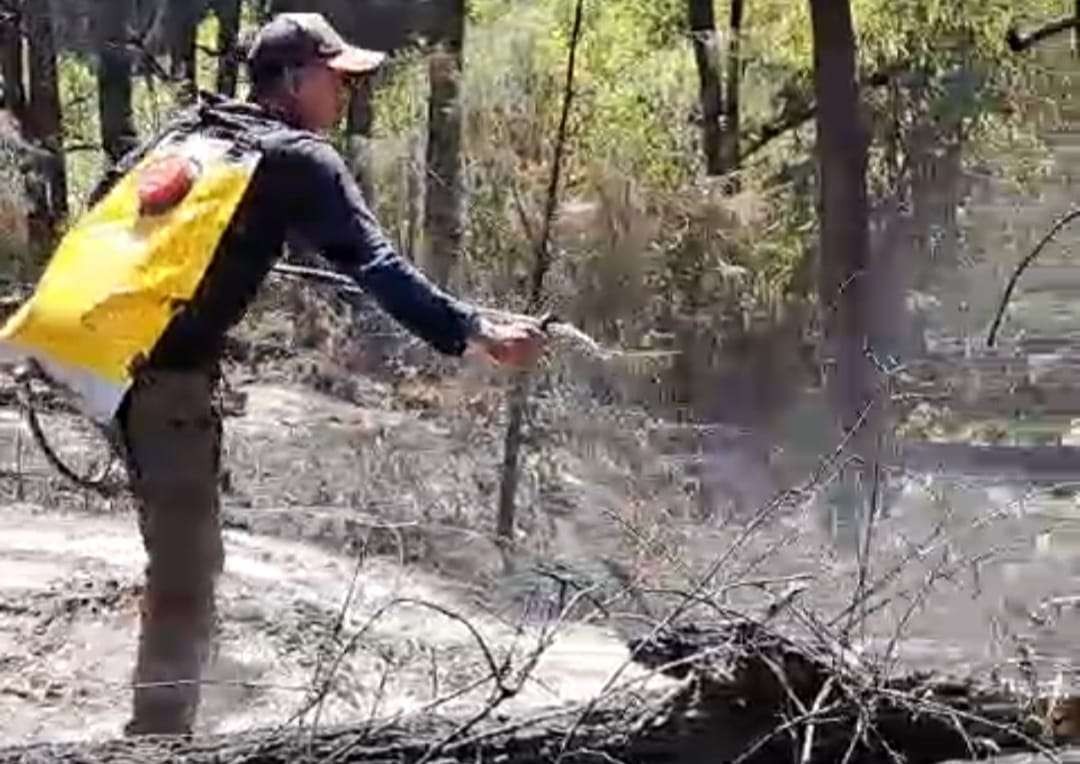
left=3, top=615, right=1064, bottom=764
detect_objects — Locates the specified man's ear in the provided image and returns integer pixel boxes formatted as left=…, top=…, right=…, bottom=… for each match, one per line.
left=282, top=66, right=304, bottom=97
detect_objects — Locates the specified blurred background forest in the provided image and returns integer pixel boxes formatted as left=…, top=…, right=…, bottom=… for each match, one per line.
left=3, top=0, right=1080, bottom=537
left=12, top=1, right=1080, bottom=751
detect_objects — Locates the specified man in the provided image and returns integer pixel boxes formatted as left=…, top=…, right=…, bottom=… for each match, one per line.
left=96, top=13, right=545, bottom=736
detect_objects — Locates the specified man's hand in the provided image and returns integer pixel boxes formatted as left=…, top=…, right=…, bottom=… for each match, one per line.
left=466, top=312, right=548, bottom=369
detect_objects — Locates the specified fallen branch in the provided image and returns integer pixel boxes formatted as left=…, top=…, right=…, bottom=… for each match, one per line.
left=2, top=620, right=1061, bottom=764
left=558, top=398, right=879, bottom=755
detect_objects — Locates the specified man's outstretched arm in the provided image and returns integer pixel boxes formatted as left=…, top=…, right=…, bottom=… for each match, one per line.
left=286, top=137, right=544, bottom=366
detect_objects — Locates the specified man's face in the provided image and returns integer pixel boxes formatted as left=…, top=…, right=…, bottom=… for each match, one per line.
left=293, top=62, right=348, bottom=132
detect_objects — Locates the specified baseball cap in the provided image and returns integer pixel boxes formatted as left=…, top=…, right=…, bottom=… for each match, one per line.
left=247, top=13, right=386, bottom=75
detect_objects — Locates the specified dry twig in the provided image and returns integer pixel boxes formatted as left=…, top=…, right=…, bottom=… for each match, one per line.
left=987, top=208, right=1080, bottom=346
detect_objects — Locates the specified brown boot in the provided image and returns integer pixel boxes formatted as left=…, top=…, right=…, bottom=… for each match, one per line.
left=124, top=590, right=213, bottom=737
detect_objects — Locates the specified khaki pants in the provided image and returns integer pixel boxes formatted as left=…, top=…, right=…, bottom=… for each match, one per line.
left=118, top=368, right=223, bottom=736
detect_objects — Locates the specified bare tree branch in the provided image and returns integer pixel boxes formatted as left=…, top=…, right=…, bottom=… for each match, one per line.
left=1006, top=15, right=1080, bottom=52
left=496, top=0, right=586, bottom=545
left=739, top=63, right=908, bottom=166
left=987, top=208, right=1080, bottom=346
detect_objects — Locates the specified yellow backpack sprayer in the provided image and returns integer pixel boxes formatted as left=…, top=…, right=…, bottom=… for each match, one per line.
left=0, top=129, right=260, bottom=494
left=0, top=131, right=260, bottom=423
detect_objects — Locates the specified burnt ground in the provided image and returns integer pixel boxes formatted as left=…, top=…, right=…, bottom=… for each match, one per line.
left=0, top=373, right=683, bottom=743
left=4, top=284, right=1080, bottom=760
left=0, top=283, right=696, bottom=744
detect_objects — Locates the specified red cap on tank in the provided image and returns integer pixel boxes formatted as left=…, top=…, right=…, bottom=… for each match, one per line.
left=137, top=155, right=199, bottom=216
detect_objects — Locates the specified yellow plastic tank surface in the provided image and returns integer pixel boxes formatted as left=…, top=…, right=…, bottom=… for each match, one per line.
left=0, top=133, right=260, bottom=423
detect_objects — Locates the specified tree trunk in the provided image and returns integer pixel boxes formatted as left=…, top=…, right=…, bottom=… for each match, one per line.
left=171, top=0, right=200, bottom=104
left=24, top=0, right=67, bottom=253
left=180, top=48, right=197, bottom=101
left=0, top=1, right=25, bottom=121
left=214, top=0, right=241, bottom=97
left=421, top=0, right=466, bottom=288
left=808, top=0, right=873, bottom=434
left=346, top=74, right=376, bottom=206
left=719, top=0, right=744, bottom=181
left=1074, top=0, right=1080, bottom=57
left=98, top=0, right=138, bottom=164
left=406, top=131, right=424, bottom=261
left=688, top=0, right=724, bottom=175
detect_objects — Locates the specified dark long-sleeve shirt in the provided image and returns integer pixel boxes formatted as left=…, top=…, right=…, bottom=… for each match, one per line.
left=89, top=96, right=478, bottom=369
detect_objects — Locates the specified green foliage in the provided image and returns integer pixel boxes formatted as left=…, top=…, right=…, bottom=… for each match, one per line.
left=58, top=53, right=102, bottom=216
left=372, top=50, right=429, bottom=139
left=849, top=0, right=1062, bottom=176
left=357, top=0, right=1080, bottom=375
left=41, top=0, right=1080, bottom=389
